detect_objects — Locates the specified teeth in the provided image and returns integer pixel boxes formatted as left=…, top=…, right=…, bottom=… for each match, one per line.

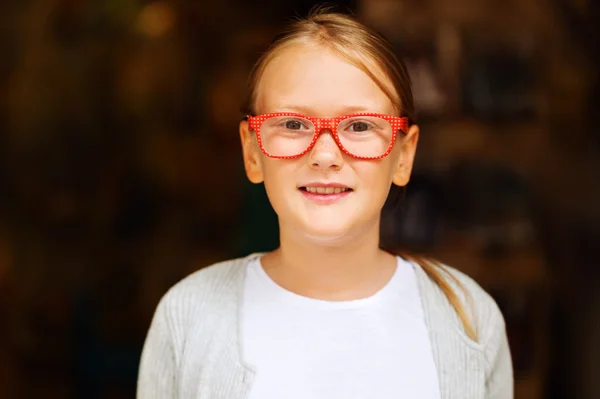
left=305, top=186, right=349, bottom=194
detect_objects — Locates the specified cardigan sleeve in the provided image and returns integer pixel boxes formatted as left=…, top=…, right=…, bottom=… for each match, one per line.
left=444, top=265, right=515, bottom=398
left=483, top=299, right=514, bottom=399
left=137, top=297, right=178, bottom=398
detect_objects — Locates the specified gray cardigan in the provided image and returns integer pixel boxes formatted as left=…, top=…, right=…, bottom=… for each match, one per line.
left=137, top=253, right=513, bottom=398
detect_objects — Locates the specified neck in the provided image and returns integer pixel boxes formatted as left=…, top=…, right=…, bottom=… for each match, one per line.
left=261, top=219, right=397, bottom=301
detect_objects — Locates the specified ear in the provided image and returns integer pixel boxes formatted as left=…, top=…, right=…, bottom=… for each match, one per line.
left=240, top=119, right=264, bottom=184
left=392, top=124, right=419, bottom=187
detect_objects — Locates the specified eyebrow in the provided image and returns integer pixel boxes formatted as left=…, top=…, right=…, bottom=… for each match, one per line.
left=274, top=104, right=379, bottom=115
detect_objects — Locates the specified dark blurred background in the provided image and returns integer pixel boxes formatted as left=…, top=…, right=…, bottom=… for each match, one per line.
left=1, top=0, right=599, bottom=398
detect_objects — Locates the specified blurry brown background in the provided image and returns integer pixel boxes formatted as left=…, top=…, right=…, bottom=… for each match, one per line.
left=0, top=0, right=599, bottom=398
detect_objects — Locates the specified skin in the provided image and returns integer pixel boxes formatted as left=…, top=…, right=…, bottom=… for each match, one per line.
left=239, top=43, right=420, bottom=301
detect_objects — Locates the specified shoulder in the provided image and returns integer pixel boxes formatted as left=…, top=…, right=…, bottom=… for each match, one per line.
left=441, top=265, right=505, bottom=335
left=411, top=258, right=507, bottom=347
left=410, top=258, right=504, bottom=336
left=153, top=253, right=258, bottom=341
left=164, top=255, right=249, bottom=300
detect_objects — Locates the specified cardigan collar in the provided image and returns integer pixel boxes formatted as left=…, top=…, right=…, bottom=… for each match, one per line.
left=201, top=253, right=485, bottom=399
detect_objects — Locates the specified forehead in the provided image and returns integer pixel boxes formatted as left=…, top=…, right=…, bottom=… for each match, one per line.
left=254, top=43, right=396, bottom=116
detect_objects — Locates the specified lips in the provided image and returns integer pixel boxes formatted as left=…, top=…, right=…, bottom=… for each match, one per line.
left=303, top=186, right=351, bottom=194
left=299, top=182, right=353, bottom=194
left=298, top=183, right=353, bottom=204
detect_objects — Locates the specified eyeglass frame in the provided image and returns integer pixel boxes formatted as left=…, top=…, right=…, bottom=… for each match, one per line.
left=245, top=112, right=410, bottom=160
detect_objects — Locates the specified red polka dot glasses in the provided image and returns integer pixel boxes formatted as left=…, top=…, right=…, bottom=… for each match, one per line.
left=247, top=113, right=409, bottom=160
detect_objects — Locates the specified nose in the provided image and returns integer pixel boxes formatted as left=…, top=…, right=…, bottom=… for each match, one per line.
left=308, top=130, right=344, bottom=171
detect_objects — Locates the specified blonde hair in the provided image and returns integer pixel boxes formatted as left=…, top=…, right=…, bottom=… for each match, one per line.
left=242, top=7, right=477, bottom=341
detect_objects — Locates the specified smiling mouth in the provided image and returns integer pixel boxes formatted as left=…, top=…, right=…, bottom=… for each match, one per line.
left=299, top=186, right=353, bottom=194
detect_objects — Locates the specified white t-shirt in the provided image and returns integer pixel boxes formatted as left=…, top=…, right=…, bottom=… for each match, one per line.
left=242, top=256, right=441, bottom=399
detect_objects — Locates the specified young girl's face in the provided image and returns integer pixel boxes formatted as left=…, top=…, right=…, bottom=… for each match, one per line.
left=241, top=44, right=419, bottom=243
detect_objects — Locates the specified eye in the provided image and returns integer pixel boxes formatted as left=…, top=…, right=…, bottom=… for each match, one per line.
left=349, top=121, right=370, bottom=132
left=284, top=120, right=303, bottom=130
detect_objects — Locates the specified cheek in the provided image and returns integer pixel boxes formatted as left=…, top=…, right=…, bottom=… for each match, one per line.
left=262, top=158, right=289, bottom=180
left=260, top=159, right=298, bottom=198
left=355, top=160, right=396, bottom=189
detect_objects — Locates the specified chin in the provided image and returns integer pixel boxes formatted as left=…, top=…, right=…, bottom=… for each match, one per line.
left=296, top=222, right=362, bottom=247
left=281, top=208, right=381, bottom=247
left=302, top=233, right=353, bottom=247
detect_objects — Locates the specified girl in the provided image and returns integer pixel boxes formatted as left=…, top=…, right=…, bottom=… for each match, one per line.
left=137, top=9, right=513, bottom=399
